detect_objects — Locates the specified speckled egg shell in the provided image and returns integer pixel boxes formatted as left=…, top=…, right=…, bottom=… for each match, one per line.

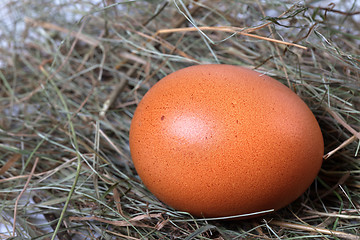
left=129, top=64, right=324, bottom=218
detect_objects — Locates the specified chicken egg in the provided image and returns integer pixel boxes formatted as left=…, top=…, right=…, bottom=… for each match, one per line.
left=129, top=64, right=324, bottom=218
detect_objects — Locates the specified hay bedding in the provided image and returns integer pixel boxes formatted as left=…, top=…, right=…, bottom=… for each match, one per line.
left=0, top=0, right=359, bottom=239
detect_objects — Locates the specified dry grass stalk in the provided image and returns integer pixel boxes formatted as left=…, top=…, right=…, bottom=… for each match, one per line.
left=0, top=154, right=21, bottom=175
left=270, top=220, right=360, bottom=240
left=156, top=26, right=307, bottom=49
left=12, top=157, right=39, bottom=237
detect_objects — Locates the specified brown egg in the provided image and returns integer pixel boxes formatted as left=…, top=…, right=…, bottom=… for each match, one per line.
left=129, top=64, right=324, bottom=218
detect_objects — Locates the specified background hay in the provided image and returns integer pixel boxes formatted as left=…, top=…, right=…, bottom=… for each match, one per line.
left=0, top=0, right=359, bottom=239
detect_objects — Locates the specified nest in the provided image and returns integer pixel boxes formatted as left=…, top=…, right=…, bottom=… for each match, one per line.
left=0, top=0, right=359, bottom=239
